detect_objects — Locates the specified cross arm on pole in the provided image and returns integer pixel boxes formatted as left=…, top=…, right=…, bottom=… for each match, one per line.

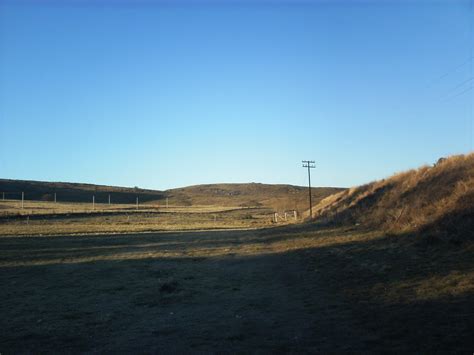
left=302, top=160, right=316, bottom=168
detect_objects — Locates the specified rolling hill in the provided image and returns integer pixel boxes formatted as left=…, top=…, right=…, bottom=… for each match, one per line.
left=167, top=183, right=343, bottom=211
left=0, top=179, right=343, bottom=213
left=313, top=153, right=474, bottom=242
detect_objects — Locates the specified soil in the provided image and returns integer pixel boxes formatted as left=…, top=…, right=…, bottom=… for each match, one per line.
left=0, top=226, right=472, bottom=353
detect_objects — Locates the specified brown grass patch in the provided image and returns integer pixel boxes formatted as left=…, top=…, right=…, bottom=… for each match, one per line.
left=313, top=153, right=474, bottom=242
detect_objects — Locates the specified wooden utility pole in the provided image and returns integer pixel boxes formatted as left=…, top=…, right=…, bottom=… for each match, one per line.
left=108, top=194, right=111, bottom=205
left=54, top=193, right=57, bottom=204
left=93, top=195, right=95, bottom=211
left=21, top=192, right=24, bottom=209
left=302, top=160, right=316, bottom=218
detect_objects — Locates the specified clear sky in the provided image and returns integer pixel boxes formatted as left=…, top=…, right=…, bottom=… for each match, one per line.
left=0, top=0, right=473, bottom=190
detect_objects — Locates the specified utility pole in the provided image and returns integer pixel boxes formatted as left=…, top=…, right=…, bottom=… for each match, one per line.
left=302, top=160, right=316, bottom=219
left=136, top=197, right=139, bottom=211
left=54, top=193, right=57, bottom=204
left=92, top=195, right=95, bottom=211
left=21, top=192, right=24, bottom=209
left=108, top=194, right=111, bottom=205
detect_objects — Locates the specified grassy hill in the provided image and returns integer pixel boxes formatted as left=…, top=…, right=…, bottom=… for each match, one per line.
left=0, top=179, right=165, bottom=205
left=167, top=183, right=343, bottom=212
left=0, top=179, right=343, bottom=212
left=313, top=153, right=474, bottom=243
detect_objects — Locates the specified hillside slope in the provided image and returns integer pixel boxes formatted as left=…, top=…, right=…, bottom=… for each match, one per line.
left=168, top=183, right=343, bottom=211
left=314, top=153, right=474, bottom=242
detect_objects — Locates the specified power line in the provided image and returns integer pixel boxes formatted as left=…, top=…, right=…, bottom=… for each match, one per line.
left=441, top=86, right=473, bottom=103
left=441, top=76, right=474, bottom=99
left=427, top=55, right=474, bottom=88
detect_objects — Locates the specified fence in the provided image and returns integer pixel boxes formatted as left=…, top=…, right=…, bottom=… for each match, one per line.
left=273, top=210, right=298, bottom=223
left=0, top=191, right=163, bottom=214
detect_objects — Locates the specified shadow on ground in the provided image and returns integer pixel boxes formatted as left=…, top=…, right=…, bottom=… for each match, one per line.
left=0, top=226, right=472, bottom=353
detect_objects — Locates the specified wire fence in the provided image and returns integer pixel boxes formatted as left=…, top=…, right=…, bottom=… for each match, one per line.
left=0, top=191, right=166, bottom=216
left=0, top=191, right=256, bottom=218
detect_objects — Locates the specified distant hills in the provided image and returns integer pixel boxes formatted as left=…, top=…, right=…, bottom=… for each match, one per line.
left=0, top=179, right=165, bottom=205
left=168, top=183, right=344, bottom=211
left=0, top=179, right=343, bottom=213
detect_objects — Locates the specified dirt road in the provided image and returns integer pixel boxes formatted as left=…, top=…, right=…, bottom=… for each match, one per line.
left=0, top=227, right=472, bottom=353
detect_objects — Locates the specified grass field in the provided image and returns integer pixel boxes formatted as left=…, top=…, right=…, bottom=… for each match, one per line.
left=1, top=157, right=472, bottom=352
left=1, top=225, right=472, bottom=352
left=0, top=199, right=283, bottom=236
left=0, top=179, right=343, bottom=214
left=0, top=181, right=336, bottom=236
left=0, top=199, right=250, bottom=216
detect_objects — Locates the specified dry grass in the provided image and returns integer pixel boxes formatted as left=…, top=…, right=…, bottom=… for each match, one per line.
left=313, top=153, right=474, bottom=241
left=167, top=183, right=343, bottom=213
left=1, top=158, right=472, bottom=352
left=0, top=183, right=335, bottom=236
left=0, top=206, right=283, bottom=236
left=0, top=225, right=472, bottom=352
left=0, top=180, right=343, bottom=216
left=0, top=199, right=249, bottom=216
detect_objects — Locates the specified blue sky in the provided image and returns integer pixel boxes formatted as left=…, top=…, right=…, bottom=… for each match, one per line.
left=0, top=0, right=473, bottom=190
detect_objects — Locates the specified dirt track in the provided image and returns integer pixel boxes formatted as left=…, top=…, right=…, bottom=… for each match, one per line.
left=0, top=227, right=472, bottom=353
